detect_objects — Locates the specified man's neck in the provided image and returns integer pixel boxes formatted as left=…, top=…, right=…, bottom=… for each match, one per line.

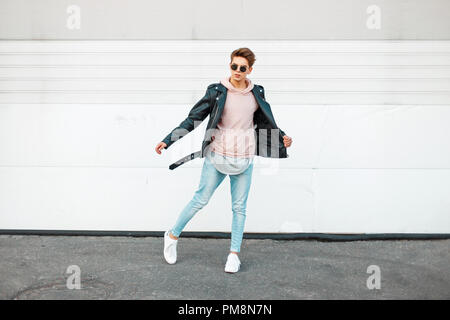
left=229, top=77, right=248, bottom=90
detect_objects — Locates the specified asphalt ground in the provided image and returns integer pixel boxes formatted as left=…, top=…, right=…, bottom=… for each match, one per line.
left=0, top=235, right=449, bottom=299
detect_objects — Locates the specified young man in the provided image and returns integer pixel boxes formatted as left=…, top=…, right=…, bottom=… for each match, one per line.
left=155, top=48, right=292, bottom=273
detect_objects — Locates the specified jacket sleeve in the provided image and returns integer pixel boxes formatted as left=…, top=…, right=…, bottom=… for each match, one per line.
left=259, top=85, right=287, bottom=138
left=161, top=87, right=212, bottom=149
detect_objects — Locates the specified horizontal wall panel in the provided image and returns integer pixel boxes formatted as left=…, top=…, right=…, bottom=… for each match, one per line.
left=2, top=65, right=450, bottom=80
left=1, top=40, right=450, bottom=53
left=1, top=104, right=449, bottom=169
left=1, top=53, right=450, bottom=66
left=0, top=167, right=314, bottom=233
left=313, top=169, right=450, bottom=233
left=0, top=167, right=448, bottom=233
left=1, top=92, right=450, bottom=105
left=0, top=1, right=449, bottom=40
left=2, top=79, right=450, bottom=92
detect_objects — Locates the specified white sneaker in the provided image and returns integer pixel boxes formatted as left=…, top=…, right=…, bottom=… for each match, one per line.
left=224, top=253, right=241, bottom=273
left=164, top=230, right=178, bottom=264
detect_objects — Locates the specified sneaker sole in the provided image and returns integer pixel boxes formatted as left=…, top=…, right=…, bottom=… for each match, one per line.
left=224, top=265, right=240, bottom=273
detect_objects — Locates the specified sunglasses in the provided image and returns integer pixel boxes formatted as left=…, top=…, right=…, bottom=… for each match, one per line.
left=230, top=63, right=248, bottom=73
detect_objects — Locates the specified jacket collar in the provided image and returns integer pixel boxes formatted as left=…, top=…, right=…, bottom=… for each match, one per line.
left=214, top=82, right=227, bottom=93
left=214, top=81, right=270, bottom=111
left=214, top=81, right=262, bottom=96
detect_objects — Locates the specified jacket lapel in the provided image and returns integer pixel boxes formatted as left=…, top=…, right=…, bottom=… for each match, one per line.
left=251, top=86, right=277, bottom=128
left=212, top=84, right=227, bottom=128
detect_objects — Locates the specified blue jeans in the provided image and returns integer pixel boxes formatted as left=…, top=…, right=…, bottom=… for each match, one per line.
left=170, top=153, right=254, bottom=253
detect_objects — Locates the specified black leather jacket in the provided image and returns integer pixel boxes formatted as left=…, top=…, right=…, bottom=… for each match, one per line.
left=162, top=82, right=289, bottom=170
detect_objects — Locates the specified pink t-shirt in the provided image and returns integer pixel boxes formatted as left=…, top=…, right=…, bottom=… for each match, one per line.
left=210, top=76, right=259, bottom=158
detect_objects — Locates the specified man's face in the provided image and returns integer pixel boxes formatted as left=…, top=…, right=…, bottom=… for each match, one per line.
left=229, top=56, right=252, bottom=82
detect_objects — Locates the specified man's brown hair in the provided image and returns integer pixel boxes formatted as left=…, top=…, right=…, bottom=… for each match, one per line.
left=230, top=48, right=256, bottom=68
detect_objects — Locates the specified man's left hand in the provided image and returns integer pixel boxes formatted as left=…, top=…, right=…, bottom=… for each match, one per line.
left=283, top=135, right=292, bottom=148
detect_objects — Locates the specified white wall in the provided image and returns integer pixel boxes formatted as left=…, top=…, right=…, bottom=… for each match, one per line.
left=1, top=0, right=450, bottom=39
left=0, top=40, right=449, bottom=233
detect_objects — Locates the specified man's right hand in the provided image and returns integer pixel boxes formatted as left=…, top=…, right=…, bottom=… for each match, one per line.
left=155, top=142, right=167, bottom=154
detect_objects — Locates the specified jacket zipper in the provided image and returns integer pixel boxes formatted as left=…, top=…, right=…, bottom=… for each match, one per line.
left=211, top=93, right=221, bottom=126
left=202, top=92, right=220, bottom=157
left=256, top=96, right=277, bottom=130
